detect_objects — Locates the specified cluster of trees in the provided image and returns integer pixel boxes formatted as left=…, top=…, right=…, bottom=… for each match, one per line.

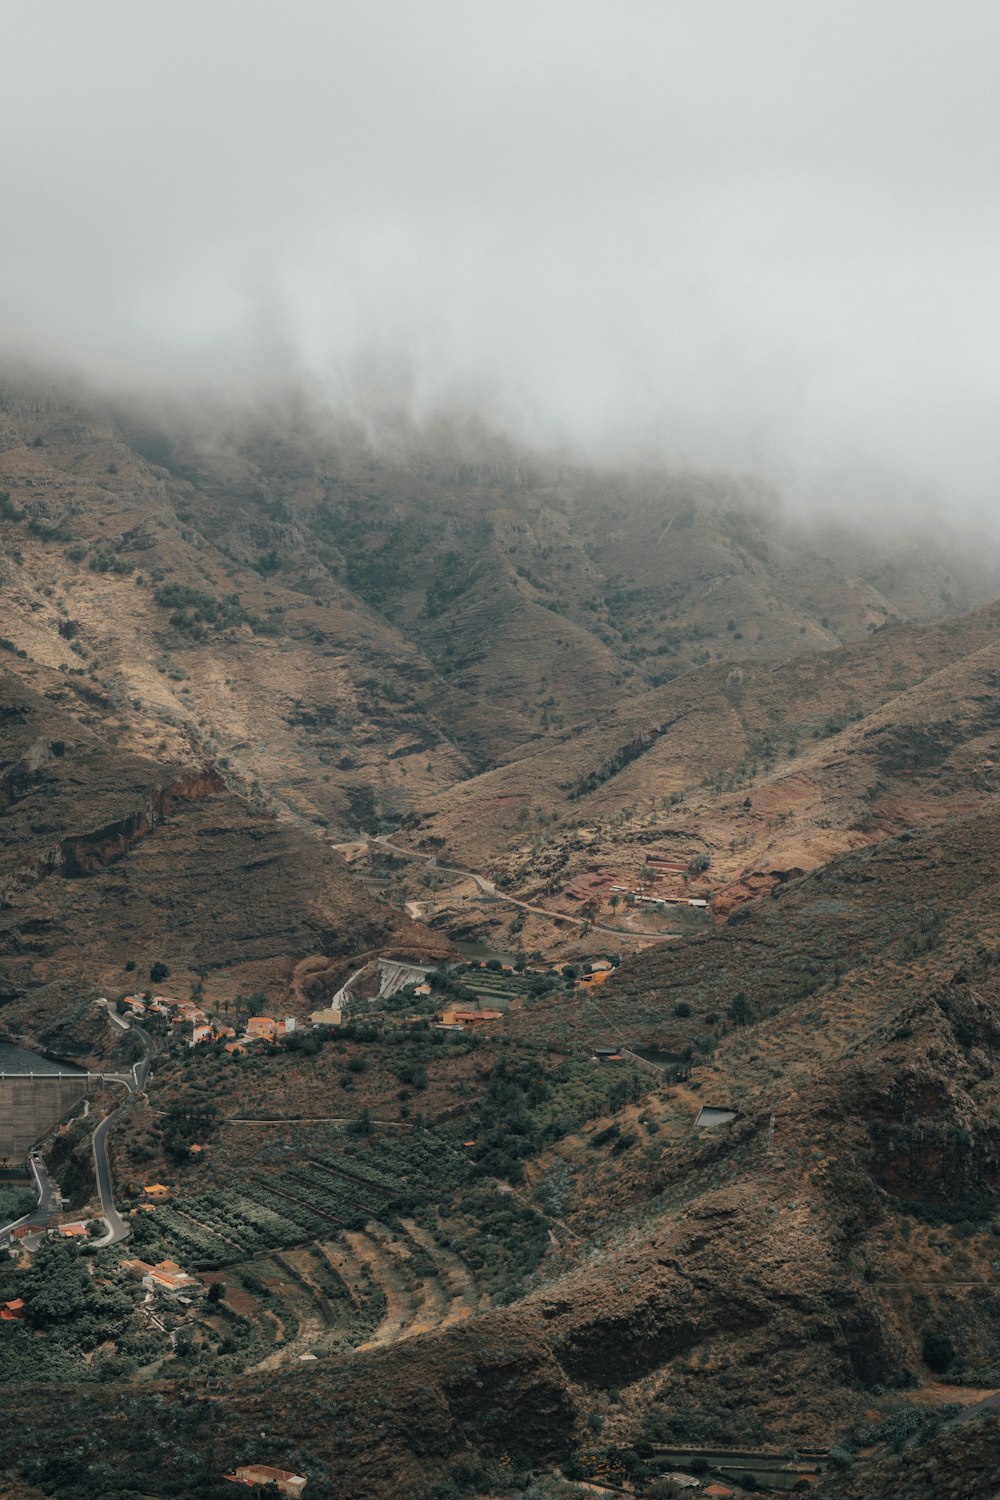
left=159, top=1100, right=221, bottom=1163
left=466, top=1055, right=645, bottom=1182
left=153, top=582, right=282, bottom=639
left=0, top=1239, right=138, bottom=1383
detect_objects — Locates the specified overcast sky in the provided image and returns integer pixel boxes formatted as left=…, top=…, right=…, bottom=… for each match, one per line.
left=2, top=1, right=999, bottom=505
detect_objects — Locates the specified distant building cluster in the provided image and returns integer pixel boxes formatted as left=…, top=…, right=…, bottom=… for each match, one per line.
left=224, top=1464, right=307, bottom=1497
left=123, top=992, right=307, bottom=1051
left=563, top=854, right=713, bottom=913
left=123, top=993, right=237, bottom=1047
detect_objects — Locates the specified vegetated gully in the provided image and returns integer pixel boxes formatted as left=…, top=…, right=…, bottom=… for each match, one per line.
left=368, top=834, right=679, bottom=943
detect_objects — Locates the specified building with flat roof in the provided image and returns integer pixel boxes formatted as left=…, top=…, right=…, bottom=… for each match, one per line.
left=225, top=1464, right=307, bottom=1497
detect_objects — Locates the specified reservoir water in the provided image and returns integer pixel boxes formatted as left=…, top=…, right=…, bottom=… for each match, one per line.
left=695, top=1105, right=738, bottom=1130
left=453, top=940, right=520, bottom=966
left=0, top=1042, right=85, bottom=1076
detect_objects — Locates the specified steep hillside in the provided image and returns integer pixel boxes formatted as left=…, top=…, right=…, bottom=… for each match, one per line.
left=2, top=377, right=997, bottom=839
left=5, top=804, right=1000, bottom=1497
left=392, top=600, right=1000, bottom=941
left=5, top=377, right=1000, bottom=1500
left=0, top=664, right=445, bottom=1003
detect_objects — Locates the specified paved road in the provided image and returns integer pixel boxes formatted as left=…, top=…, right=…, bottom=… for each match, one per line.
left=0, top=1151, right=63, bottom=1246
left=943, top=1388, right=1000, bottom=1429
left=89, top=1007, right=156, bottom=1246
left=91, top=1108, right=129, bottom=1243
left=371, top=834, right=677, bottom=942
left=0, top=1008, right=156, bottom=1248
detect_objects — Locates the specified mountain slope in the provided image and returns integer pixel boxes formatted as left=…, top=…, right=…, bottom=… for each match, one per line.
left=3, top=377, right=997, bottom=837
left=0, top=664, right=444, bottom=1001
left=5, top=802, right=1000, bottom=1495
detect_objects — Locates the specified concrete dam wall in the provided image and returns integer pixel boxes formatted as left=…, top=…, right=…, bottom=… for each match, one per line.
left=0, top=1075, right=89, bottom=1163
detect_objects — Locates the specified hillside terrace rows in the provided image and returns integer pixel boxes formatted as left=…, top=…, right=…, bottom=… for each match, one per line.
left=109, top=1103, right=589, bottom=1372
left=123, top=1199, right=544, bottom=1370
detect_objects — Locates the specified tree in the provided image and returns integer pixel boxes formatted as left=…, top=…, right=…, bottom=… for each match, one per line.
left=347, top=1108, right=373, bottom=1137
left=24, top=1237, right=92, bottom=1326
left=729, top=992, right=752, bottom=1025
left=922, top=1331, right=955, bottom=1372
left=150, top=961, right=169, bottom=983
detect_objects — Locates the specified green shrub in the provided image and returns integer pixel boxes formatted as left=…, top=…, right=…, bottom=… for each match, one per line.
left=922, top=1332, right=955, bottom=1373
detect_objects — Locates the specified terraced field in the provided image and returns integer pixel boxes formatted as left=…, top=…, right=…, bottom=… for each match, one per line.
left=205, top=1211, right=498, bottom=1366
left=125, top=1060, right=650, bottom=1372
left=460, top=966, right=532, bottom=1007
left=128, top=1129, right=548, bottom=1368
left=144, top=1133, right=470, bottom=1265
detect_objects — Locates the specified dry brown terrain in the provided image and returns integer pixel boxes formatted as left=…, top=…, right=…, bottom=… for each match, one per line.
left=4, top=380, right=1000, bottom=1500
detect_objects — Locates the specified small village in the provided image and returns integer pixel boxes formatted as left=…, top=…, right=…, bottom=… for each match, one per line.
left=0, top=937, right=730, bottom=1500
left=115, top=949, right=626, bottom=1050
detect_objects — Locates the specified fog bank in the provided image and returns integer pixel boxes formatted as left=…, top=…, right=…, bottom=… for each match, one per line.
left=3, top=2, right=1000, bottom=509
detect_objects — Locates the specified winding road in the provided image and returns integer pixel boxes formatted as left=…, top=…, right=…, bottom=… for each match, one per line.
left=0, top=1011, right=155, bottom=1249
left=370, top=834, right=679, bottom=942
left=0, top=1151, right=63, bottom=1248
left=90, top=1007, right=156, bottom=1244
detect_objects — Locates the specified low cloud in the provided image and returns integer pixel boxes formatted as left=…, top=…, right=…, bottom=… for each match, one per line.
left=3, top=1, right=1000, bottom=509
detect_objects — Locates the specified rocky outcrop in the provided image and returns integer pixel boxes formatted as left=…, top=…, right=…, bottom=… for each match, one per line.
left=712, top=865, right=806, bottom=919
